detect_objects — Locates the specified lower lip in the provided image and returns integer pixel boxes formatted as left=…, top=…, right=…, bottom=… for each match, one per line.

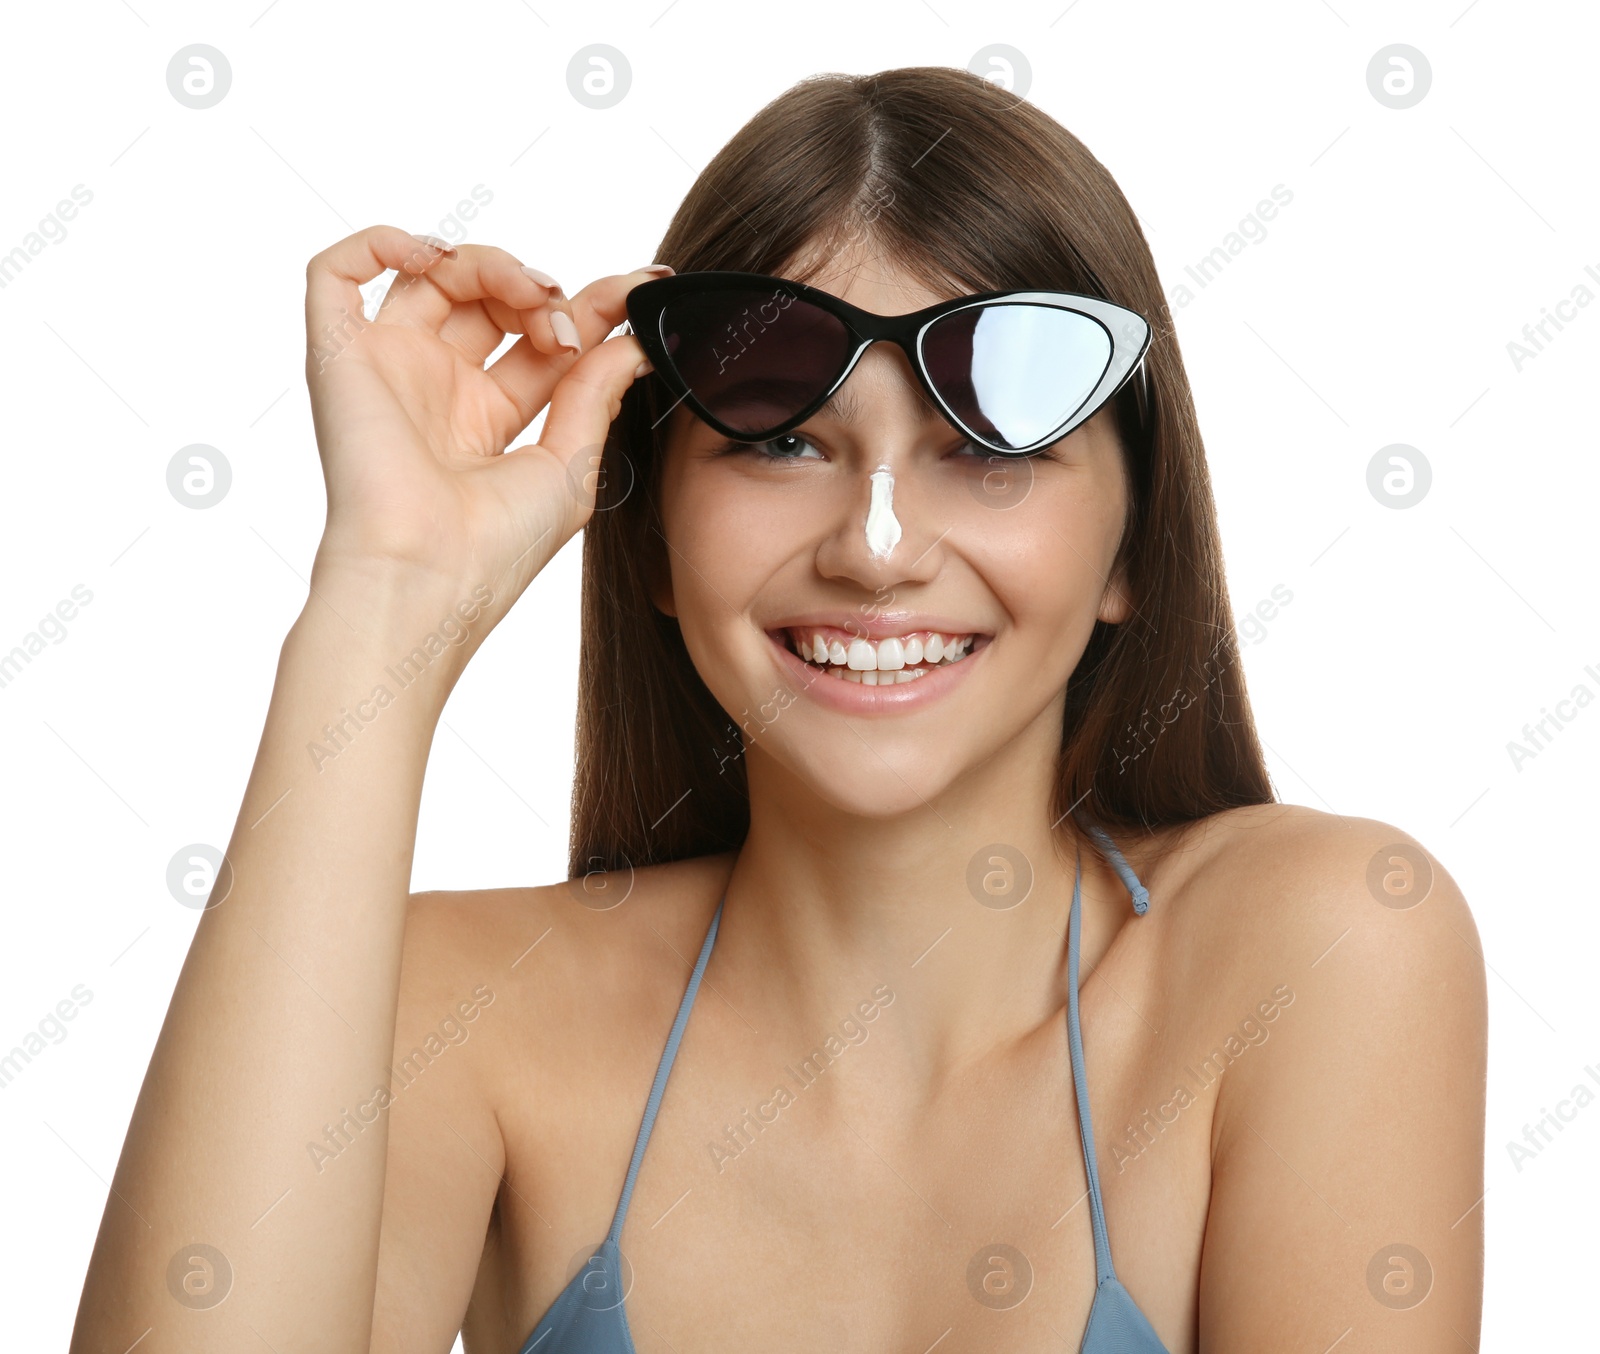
left=766, top=632, right=988, bottom=713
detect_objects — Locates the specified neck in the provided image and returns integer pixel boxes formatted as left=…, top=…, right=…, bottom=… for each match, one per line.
left=716, top=732, right=1141, bottom=1102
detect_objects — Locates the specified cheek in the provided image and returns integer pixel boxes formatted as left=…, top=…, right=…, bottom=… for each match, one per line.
left=662, top=476, right=792, bottom=668
left=668, top=480, right=787, bottom=599
left=983, top=491, right=1121, bottom=621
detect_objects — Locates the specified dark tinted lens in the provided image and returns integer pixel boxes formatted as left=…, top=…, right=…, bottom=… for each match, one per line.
left=921, top=303, right=1113, bottom=451
left=659, top=286, right=853, bottom=436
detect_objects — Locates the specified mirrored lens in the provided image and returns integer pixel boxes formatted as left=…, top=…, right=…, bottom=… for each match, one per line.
left=658, top=286, right=854, bottom=436
left=921, top=303, right=1113, bottom=451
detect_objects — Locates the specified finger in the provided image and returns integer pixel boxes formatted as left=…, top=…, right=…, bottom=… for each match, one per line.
left=563, top=263, right=675, bottom=350
left=413, top=291, right=580, bottom=374
left=379, top=245, right=582, bottom=368
left=505, top=332, right=652, bottom=510
left=376, top=241, right=562, bottom=334
left=463, top=289, right=607, bottom=365
left=482, top=332, right=558, bottom=431
left=305, top=225, right=454, bottom=358
left=375, top=283, right=554, bottom=369
left=484, top=265, right=674, bottom=417
left=428, top=295, right=525, bottom=367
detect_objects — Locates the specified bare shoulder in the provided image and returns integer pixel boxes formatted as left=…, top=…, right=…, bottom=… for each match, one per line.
left=363, top=858, right=732, bottom=1352
left=1147, top=804, right=1489, bottom=1341
left=401, top=849, right=740, bottom=968
left=394, top=850, right=740, bottom=1077
left=1144, top=800, right=1484, bottom=980
left=1142, top=802, right=1487, bottom=1076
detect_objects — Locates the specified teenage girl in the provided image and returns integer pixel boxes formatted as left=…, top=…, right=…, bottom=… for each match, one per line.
left=72, top=66, right=1486, bottom=1353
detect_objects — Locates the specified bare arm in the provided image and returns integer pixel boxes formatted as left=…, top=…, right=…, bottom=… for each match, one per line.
left=70, top=225, right=658, bottom=1354
left=1197, top=818, right=1488, bottom=1350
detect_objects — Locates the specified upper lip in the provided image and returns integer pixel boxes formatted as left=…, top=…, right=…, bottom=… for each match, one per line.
left=766, top=612, right=991, bottom=641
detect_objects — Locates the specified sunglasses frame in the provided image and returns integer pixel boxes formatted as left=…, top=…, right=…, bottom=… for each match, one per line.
left=623, top=269, right=1153, bottom=458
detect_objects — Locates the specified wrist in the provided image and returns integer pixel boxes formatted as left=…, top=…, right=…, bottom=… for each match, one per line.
left=288, top=563, right=502, bottom=699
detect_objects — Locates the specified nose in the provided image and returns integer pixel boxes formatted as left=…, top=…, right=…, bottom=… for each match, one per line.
left=864, top=466, right=901, bottom=559
left=812, top=347, right=948, bottom=591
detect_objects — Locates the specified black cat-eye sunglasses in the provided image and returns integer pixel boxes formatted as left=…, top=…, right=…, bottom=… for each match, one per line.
left=623, top=270, right=1151, bottom=458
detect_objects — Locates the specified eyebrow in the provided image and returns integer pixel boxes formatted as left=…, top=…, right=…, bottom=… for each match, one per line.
left=817, top=378, right=940, bottom=427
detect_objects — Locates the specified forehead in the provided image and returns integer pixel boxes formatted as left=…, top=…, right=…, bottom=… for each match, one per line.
left=778, top=239, right=967, bottom=316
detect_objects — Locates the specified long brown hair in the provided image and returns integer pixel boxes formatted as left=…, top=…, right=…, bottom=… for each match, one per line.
left=569, top=65, right=1274, bottom=877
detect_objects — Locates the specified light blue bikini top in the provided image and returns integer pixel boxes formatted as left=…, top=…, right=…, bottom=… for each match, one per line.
left=519, top=821, right=1170, bottom=1352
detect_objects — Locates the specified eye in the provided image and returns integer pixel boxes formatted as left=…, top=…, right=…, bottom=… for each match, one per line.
left=965, top=441, right=1064, bottom=465
left=706, top=434, right=1046, bottom=464
left=711, top=433, right=825, bottom=462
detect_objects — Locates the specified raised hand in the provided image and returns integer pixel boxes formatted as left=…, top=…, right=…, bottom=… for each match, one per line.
left=302, top=224, right=663, bottom=607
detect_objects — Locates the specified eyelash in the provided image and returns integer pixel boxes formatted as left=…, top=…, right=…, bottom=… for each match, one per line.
left=710, top=434, right=825, bottom=462
left=709, top=434, right=1030, bottom=463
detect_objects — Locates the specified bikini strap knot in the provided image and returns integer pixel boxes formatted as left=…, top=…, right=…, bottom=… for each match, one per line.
left=1078, top=819, right=1150, bottom=915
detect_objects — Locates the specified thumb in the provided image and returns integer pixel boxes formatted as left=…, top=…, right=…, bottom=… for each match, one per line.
left=506, top=331, right=653, bottom=535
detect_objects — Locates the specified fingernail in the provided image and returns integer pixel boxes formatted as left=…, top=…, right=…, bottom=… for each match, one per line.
left=634, top=359, right=654, bottom=378
left=637, top=264, right=675, bottom=278
left=550, top=310, right=582, bottom=353
left=520, top=264, right=564, bottom=293
left=412, top=233, right=457, bottom=255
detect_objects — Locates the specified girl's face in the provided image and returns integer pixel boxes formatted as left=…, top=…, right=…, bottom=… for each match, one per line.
left=649, top=255, right=1133, bottom=820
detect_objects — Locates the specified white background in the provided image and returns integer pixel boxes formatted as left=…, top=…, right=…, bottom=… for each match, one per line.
left=1, top=0, right=1595, bottom=1346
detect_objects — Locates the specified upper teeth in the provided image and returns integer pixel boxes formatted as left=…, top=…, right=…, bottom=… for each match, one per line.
left=787, top=630, right=976, bottom=670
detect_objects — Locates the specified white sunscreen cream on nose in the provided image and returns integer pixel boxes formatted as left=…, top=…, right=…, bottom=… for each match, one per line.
left=865, top=465, right=902, bottom=558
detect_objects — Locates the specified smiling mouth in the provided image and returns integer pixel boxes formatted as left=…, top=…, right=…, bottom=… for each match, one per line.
left=774, top=627, right=990, bottom=685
